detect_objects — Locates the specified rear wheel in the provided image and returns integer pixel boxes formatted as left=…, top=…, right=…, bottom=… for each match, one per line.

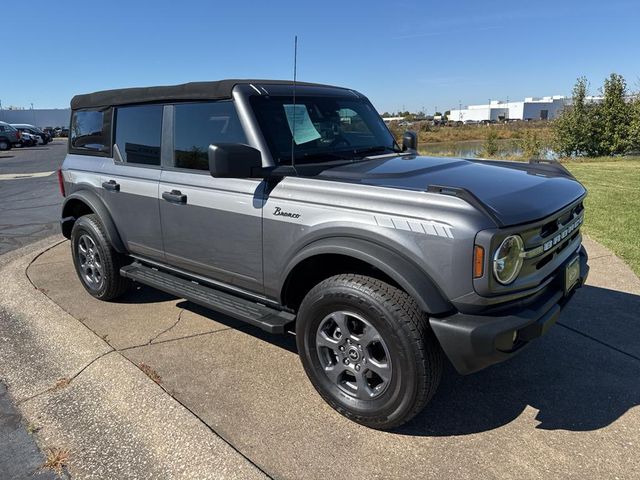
left=0, top=139, right=10, bottom=151
left=70, top=214, right=131, bottom=300
left=296, top=274, right=442, bottom=430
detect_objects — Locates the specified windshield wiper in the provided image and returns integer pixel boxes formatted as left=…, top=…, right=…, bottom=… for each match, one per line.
left=348, top=145, right=401, bottom=157
left=294, top=152, right=350, bottom=162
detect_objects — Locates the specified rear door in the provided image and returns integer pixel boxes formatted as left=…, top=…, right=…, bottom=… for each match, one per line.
left=100, top=104, right=164, bottom=260
left=159, top=101, right=264, bottom=293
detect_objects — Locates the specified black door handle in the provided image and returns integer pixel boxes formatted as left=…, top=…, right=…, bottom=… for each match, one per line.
left=102, top=180, right=120, bottom=192
left=162, top=190, right=187, bottom=204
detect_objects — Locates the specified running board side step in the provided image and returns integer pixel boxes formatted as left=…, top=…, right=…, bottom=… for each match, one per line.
left=120, top=262, right=295, bottom=334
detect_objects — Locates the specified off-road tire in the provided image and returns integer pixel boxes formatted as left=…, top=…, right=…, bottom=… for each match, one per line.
left=70, top=214, right=131, bottom=300
left=296, top=274, right=442, bottom=430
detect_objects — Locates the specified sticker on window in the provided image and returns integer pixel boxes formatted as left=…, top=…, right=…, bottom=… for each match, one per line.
left=283, top=104, right=321, bottom=145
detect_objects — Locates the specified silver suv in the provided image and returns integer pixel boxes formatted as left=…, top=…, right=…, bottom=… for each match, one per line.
left=59, top=80, right=588, bottom=429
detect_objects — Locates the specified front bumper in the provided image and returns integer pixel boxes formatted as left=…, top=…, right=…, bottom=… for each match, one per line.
left=430, top=246, right=589, bottom=375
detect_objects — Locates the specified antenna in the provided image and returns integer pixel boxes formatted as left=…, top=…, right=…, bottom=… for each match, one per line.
left=290, top=35, right=298, bottom=173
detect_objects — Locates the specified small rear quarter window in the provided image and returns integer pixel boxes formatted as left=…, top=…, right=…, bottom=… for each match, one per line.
left=70, top=110, right=109, bottom=153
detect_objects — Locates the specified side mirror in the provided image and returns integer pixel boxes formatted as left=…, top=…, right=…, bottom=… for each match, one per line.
left=208, top=144, right=263, bottom=178
left=402, top=131, right=418, bottom=152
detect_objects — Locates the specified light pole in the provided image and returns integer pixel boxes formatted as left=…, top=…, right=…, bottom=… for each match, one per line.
left=506, top=96, right=509, bottom=122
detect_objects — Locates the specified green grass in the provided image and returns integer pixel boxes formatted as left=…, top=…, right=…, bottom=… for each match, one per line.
left=564, top=157, right=640, bottom=277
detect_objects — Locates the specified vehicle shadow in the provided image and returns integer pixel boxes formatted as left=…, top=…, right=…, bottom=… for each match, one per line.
left=113, top=284, right=179, bottom=305
left=176, top=300, right=298, bottom=353
left=119, top=281, right=640, bottom=435
left=397, top=285, right=640, bottom=435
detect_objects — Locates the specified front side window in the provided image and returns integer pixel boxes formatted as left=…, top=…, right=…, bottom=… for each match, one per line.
left=250, top=95, right=398, bottom=165
left=173, top=101, right=247, bottom=170
left=114, top=105, right=163, bottom=165
left=71, top=110, right=108, bottom=152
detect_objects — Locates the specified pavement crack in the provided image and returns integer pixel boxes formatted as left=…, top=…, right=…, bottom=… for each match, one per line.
left=118, top=327, right=233, bottom=352
left=557, top=322, right=640, bottom=362
left=148, top=308, right=185, bottom=344
left=16, top=349, right=116, bottom=405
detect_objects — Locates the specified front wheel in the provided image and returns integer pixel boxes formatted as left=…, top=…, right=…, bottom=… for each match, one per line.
left=296, top=274, right=442, bottom=430
left=70, top=214, right=131, bottom=300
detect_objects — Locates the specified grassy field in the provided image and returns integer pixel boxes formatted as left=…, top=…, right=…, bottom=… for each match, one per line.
left=565, top=158, right=640, bottom=277
left=390, top=120, right=554, bottom=144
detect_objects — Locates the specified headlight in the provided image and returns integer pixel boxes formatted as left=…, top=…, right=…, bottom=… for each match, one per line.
left=493, top=235, right=524, bottom=285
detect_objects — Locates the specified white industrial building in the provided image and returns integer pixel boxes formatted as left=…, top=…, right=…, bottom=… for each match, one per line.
left=0, top=108, right=70, bottom=129
left=448, top=96, right=567, bottom=123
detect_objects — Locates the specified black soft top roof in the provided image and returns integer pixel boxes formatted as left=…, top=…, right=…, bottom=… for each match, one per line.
left=70, top=79, right=345, bottom=110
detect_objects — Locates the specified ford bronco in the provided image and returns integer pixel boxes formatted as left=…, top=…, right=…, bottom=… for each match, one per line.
left=59, top=80, right=588, bottom=429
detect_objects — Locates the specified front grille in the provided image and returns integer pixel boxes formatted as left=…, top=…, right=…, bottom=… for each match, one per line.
left=514, top=200, right=584, bottom=289
left=474, top=197, right=585, bottom=297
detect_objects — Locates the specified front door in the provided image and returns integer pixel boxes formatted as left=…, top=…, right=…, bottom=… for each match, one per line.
left=158, top=101, right=264, bottom=293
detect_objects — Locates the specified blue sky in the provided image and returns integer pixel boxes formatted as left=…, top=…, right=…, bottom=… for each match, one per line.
left=2, top=0, right=639, bottom=113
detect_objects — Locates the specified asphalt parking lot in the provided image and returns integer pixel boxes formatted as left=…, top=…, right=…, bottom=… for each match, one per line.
left=22, top=238, right=640, bottom=479
left=0, top=140, right=65, bottom=255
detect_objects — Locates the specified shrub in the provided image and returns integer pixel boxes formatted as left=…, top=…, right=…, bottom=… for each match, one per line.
left=481, top=130, right=499, bottom=157
left=521, top=131, right=543, bottom=159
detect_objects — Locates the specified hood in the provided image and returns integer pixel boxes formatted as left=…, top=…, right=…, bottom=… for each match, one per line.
left=318, top=155, right=586, bottom=226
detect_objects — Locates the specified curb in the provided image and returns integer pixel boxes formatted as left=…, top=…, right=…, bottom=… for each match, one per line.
left=0, top=239, right=268, bottom=479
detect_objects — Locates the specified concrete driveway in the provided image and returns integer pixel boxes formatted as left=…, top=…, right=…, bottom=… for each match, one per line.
left=22, top=237, right=640, bottom=479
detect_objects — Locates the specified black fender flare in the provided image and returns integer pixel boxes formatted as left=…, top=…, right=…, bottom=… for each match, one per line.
left=280, top=237, right=452, bottom=315
left=61, top=190, right=126, bottom=253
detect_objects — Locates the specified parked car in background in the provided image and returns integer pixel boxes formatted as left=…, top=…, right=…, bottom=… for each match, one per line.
left=11, top=124, right=51, bottom=144
left=0, top=121, right=20, bottom=150
left=59, top=127, right=69, bottom=137
left=17, top=130, right=37, bottom=147
left=43, top=127, right=57, bottom=137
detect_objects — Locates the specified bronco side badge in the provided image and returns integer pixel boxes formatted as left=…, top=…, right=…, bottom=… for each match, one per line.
left=273, top=207, right=301, bottom=219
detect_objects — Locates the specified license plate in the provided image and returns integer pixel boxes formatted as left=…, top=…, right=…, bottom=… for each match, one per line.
left=564, top=256, right=580, bottom=294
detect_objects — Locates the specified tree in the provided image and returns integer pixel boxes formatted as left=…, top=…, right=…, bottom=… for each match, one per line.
left=554, top=76, right=598, bottom=156
left=599, top=73, right=632, bottom=155
left=554, top=73, right=638, bottom=157
left=629, top=96, right=640, bottom=152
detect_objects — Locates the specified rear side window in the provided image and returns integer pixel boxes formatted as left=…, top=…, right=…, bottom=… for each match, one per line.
left=70, top=110, right=109, bottom=153
left=173, top=101, right=247, bottom=170
left=114, top=105, right=163, bottom=166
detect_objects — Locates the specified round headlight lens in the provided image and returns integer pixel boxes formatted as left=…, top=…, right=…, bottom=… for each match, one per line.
left=493, top=235, right=524, bottom=285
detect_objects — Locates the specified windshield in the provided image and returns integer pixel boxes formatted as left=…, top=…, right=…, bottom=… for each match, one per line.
left=250, top=95, right=399, bottom=165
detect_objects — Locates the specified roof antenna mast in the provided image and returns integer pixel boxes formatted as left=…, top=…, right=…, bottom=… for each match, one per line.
left=290, top=35, right=298, bottom=173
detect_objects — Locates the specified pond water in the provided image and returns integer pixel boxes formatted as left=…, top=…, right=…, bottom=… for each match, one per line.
left=419, top=139, right=557, bottom=160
